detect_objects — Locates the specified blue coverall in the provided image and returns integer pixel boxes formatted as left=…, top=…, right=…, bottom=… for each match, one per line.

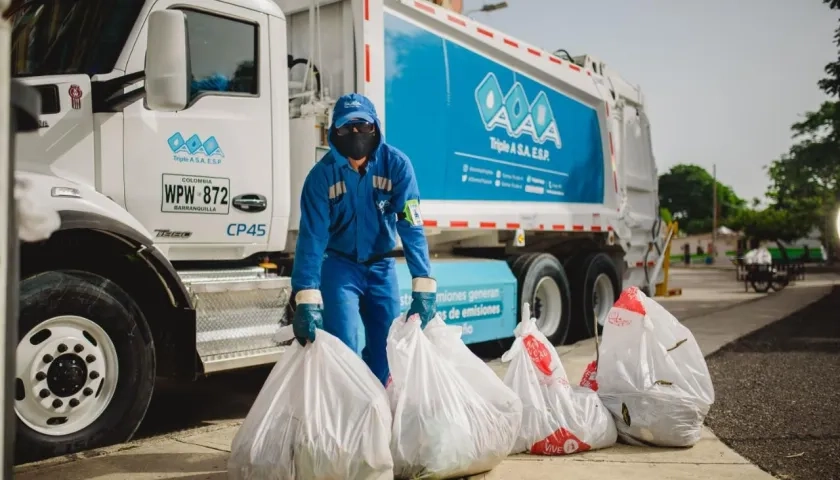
left=290, top=94, right=433, bottom=385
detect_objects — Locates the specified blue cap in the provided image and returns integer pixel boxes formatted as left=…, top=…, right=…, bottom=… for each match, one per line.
left=332, top=93, right=377, bottom=128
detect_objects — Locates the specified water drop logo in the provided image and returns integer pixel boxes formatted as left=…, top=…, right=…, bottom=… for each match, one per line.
left=167, top=133, right=225, bottom=165
left=474, top=73, right=562, bottom=148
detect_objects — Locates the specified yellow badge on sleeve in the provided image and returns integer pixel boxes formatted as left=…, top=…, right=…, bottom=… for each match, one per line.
left=403, top=199, right=423, bottom=226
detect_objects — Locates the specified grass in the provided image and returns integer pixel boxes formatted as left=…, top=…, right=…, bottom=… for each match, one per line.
left=670, top=247, right=823, bottom=263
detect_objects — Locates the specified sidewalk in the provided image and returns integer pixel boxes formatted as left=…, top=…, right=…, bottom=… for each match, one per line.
left=14, top=279, right=837, bottom=480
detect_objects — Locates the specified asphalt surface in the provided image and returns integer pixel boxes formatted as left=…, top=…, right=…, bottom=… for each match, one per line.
left=134, top=267, right=747, bottom=439
left=705, top=286, right=840, bottom=480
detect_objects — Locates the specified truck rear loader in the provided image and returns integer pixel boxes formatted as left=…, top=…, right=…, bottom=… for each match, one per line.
left=7, top=0, right=663, bottom=461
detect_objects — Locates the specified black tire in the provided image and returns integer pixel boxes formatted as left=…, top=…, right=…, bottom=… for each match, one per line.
left=15, top=271, right=155, bottom=463
left=510, top=252, right=538, bottom=279
left=569, top=253, right=621, bottom=339
left=751, top=280, right=771, bottom=293
left=516, top=253, right=572, bottom=345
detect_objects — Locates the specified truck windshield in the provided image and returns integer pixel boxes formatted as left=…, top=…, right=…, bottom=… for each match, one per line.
left=8, top=0, right=144, bottom=77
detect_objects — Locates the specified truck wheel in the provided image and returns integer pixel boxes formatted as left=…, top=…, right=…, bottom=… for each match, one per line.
left=571, top=253, right=621, bottom=339
left=516, top=253, right=571, bottom=345
left=15, top=271, right=155, bottom=463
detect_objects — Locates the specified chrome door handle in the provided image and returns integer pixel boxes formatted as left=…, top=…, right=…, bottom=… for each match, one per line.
left=232, top=194, right=267, bottom=213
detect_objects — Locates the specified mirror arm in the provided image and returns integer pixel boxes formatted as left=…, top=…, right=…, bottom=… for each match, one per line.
left=91, top=71, right=147, bottom=113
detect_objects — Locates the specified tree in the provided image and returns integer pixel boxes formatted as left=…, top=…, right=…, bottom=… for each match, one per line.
left=658, top=164, right=746, bottom=234
left=728, top=207, right=813, bottom=259
left=818, top=0, right=840, bottom=97
left=763, top=0, right=840, bottom=255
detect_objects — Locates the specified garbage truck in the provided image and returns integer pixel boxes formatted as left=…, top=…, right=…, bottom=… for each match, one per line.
left=7, top=0, right=663, bottom=460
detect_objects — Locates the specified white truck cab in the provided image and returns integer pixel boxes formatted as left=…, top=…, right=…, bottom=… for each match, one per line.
left=8, top=0, right=664, bottom=461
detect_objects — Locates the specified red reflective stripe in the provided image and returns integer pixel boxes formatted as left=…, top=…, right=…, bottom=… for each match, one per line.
left=549, top=56, right=562, bottom=64
left=606, top=104, right=610, bottom=117
left=572, top=225, right=584, bottom=231
left=648, top=261, right=656, bottom=267
left=635, top=262, right=643, bottom=267
left=552, top=224, right=565, bottom=231
left=608, top=132, right=615, bottom=156
left=607, top=226, right=614, bottom=231
left=506, top=222, right=520, bottom=229
left=477, top=27, right=493, bottom=37
left=527, top=48, right=541, bottom=56
left=613, top=172, right=619, bottom=193
left=480, top=221, right=496, bottom=228
left=364, top=45, right=371, bottom=83
left=414, top=1, right=435, bottom=13
left=423, top=219, right=438, bottom=227
left=569, top=64, right=581, bottom=72
left=503, top=38, right=518, bottom=47
left=447, top=14, right=466, bottom=26
left=364, top=0, right=369, bottom=20
left=592, top=226, right=602, bottom=232
left=450, top=220, right=468, bottom=228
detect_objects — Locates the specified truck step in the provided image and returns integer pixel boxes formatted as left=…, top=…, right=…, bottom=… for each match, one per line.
left=179, top=269, right=292, bottom=373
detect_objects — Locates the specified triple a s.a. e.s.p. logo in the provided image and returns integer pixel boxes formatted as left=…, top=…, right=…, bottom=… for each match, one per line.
left=167, top=132, right=225, bottom=165
left=474, top=72, right=562, bottom=152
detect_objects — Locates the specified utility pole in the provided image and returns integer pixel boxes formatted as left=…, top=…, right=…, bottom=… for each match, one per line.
left=712, top=164, right=718, bottom=263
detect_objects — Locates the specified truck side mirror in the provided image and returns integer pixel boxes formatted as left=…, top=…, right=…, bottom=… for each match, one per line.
left=145, top=10, right=190, bottom=111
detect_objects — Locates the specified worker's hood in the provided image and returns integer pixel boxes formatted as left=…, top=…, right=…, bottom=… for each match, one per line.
left=328, top=93, right=383, bottom=164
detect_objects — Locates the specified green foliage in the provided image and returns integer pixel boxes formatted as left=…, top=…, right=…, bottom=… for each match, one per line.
left=659, top=207, right=673, bottom=224
left=818, top=0, right=840, bottom=96
left=754, top=0, right=840, bottom=248
left=727, top=207, right=812, bottom=243
left=658, top=164, right=746, bottom=234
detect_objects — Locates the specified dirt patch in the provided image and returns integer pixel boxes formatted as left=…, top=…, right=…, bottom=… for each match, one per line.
left=705, top=286, right=840, bottom=480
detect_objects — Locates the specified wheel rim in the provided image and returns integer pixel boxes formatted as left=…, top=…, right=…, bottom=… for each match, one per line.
left=532, top=276, right=563, bottom=337
left=15, top=315, right=119, bottom=436
left=592, top=274, right=615, bottom=328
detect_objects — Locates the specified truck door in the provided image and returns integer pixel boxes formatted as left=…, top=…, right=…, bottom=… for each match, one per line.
left=123, top=1, right=273, bottom=253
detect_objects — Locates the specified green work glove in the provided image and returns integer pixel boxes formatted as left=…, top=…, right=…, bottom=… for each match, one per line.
left=293, top=290, right=323, bottom=346
left=406, top=277, right=437, bottom=328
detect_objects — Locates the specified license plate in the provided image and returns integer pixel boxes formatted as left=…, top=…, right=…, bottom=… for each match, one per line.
left=161, top=174, right=230, bottom=215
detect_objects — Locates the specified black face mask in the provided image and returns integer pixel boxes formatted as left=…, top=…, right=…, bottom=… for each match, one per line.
left=330, top=128, right=378, bottom=161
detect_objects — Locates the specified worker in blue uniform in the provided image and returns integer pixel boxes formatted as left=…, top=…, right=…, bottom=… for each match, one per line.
left=290, top=92, right=437, bottom=386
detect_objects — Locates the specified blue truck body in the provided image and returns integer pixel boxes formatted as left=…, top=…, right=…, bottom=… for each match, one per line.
left=355, top=12, right=610, bottom=348
left=383, top=12, right=606, bottom=205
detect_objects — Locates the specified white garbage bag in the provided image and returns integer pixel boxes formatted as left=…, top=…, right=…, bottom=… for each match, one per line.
left=501, top=304, right=616, bottom=455
left=743, top=247, right=772, bottom=265
left=228, top=327, right=394, bottom=480
left=596, top=287, right=715, bottom=447
left=387, top=314, right=522, bottom=479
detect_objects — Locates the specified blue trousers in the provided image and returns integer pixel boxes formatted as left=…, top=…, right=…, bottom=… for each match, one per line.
left=320, top=255, right=400, bottom=386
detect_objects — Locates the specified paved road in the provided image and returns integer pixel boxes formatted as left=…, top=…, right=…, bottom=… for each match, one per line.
left=133, top=267, right=757, bottom=440
left=659, top=267, right=764, bottom=320
left=705, top=286, right=840, bottom=480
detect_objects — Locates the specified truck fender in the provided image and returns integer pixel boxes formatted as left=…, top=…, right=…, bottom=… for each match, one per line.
left=56, top=209, right=192, bottom=309
left=16, top=171, right=191, bottom=308
left=17, top=170, right=154, bottom=238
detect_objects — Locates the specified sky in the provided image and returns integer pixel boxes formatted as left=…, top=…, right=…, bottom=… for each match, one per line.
left=464, top=0, right=839, bottom=202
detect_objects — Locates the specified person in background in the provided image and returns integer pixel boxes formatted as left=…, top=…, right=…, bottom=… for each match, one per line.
left=683, top=243, right=691, bottom=266
left=289, top=93, right=437, bottom=386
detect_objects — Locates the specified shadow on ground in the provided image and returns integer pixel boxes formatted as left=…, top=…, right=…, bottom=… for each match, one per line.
left=137, top=367, right=272, bottom=438
left=705, top=286, right=840, bottom=480
left=16, top=452, right=228, bottom=480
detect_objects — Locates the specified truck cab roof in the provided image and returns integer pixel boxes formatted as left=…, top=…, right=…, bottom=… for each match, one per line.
left=222, top=0, right=285, bottom=17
